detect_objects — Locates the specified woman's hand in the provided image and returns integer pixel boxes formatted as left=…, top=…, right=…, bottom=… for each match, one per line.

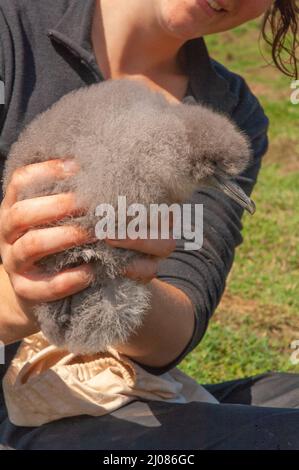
left=0, top=157, right=177, bottom=345
left=0, top=158, right=96, bottom=328
left=106, top=229, right=177, bottom=284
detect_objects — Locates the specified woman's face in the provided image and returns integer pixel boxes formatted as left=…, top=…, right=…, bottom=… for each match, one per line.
left=155, top=0, right=274, bottom=39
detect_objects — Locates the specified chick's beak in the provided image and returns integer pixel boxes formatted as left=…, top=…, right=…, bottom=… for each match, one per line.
left=204, top=171, right=256, bottom=215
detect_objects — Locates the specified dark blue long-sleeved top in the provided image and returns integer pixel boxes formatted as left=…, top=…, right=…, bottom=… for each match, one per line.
left=0, top=0, right=269, bottom=376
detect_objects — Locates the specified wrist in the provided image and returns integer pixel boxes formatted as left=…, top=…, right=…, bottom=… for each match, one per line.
left=116, top=278, right=195, bottom=369
left=0, top=265, right=40, bottom=344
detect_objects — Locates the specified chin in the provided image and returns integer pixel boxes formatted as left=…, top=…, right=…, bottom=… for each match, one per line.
left=157, top=0, right=208, bottom=40
left=157, top=0, right=231, bottom=40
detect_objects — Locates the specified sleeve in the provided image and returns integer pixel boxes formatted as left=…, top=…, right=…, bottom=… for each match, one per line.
left=0, top=4, right=12, bottom=204
left=137, top=74, right=269, bottom=376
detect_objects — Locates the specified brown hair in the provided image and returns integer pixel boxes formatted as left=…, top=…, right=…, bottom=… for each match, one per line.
left=261, top=0, right=299, bottom=79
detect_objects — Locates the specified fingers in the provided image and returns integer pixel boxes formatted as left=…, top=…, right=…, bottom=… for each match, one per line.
left=0, top=158, right=96, bottom=305
left=105, top=225, right=176, bottom=284
left=123, top=256, right=160, bottom=284
left=2, top=192, right=87, bottom=244
left=10, top=263, right=95, bottom=303
left=106, top=236, right=176, bottom=257
left=4, top=225, right=97, bottom=273
left=3, top=158, right=79, bottom=208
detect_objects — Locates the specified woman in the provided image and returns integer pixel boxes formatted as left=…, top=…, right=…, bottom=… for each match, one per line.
left=0, top=0, right=298, bottom=449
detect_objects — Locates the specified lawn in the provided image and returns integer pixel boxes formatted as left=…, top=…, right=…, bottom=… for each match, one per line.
left=179, top=18, right=299, bottom=383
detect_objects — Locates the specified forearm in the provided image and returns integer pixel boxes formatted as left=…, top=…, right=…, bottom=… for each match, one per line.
left=0, top=264, right=39, bottom=344
left=0, top=260, right=195, bottom=360
left=117, top=278, right=195, bottom=369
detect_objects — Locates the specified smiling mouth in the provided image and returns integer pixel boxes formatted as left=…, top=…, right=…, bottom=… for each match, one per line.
left=206, top=0, right=226, bottom=12
left=196, top=0, right=228, bottom=17
left=204, top=0, right=227, bottom=13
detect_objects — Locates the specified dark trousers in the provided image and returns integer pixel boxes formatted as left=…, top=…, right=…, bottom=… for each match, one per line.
left=0, top=343, right=299, bottom=450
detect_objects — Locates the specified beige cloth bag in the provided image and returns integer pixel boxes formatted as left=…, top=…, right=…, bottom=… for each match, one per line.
left=3, top=332, right=218, bottom=427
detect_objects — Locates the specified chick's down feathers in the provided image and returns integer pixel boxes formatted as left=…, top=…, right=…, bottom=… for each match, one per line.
left=2, top=78, right=252, bottom=353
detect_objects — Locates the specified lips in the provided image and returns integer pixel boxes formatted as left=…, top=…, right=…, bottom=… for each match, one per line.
left=196, top=0, right=227, bottom=17
left=206, top=0, right=224, bottom=12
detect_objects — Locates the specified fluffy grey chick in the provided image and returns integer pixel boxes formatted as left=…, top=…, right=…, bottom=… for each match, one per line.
left=2, top=78, right=254, bottom=354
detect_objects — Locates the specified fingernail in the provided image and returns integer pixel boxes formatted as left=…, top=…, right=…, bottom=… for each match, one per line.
left=63, top=159, right=80, bottom=174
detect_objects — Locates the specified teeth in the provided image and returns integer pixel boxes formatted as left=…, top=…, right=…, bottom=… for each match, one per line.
left=206, top=0, right=223, bottom=11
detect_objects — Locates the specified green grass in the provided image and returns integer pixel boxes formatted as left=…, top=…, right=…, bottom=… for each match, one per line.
left=230, top=164, right=299, bottom=310
left=178, top=18, right=299, bottom=383
left=182, top=323, right=293, bottom=384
